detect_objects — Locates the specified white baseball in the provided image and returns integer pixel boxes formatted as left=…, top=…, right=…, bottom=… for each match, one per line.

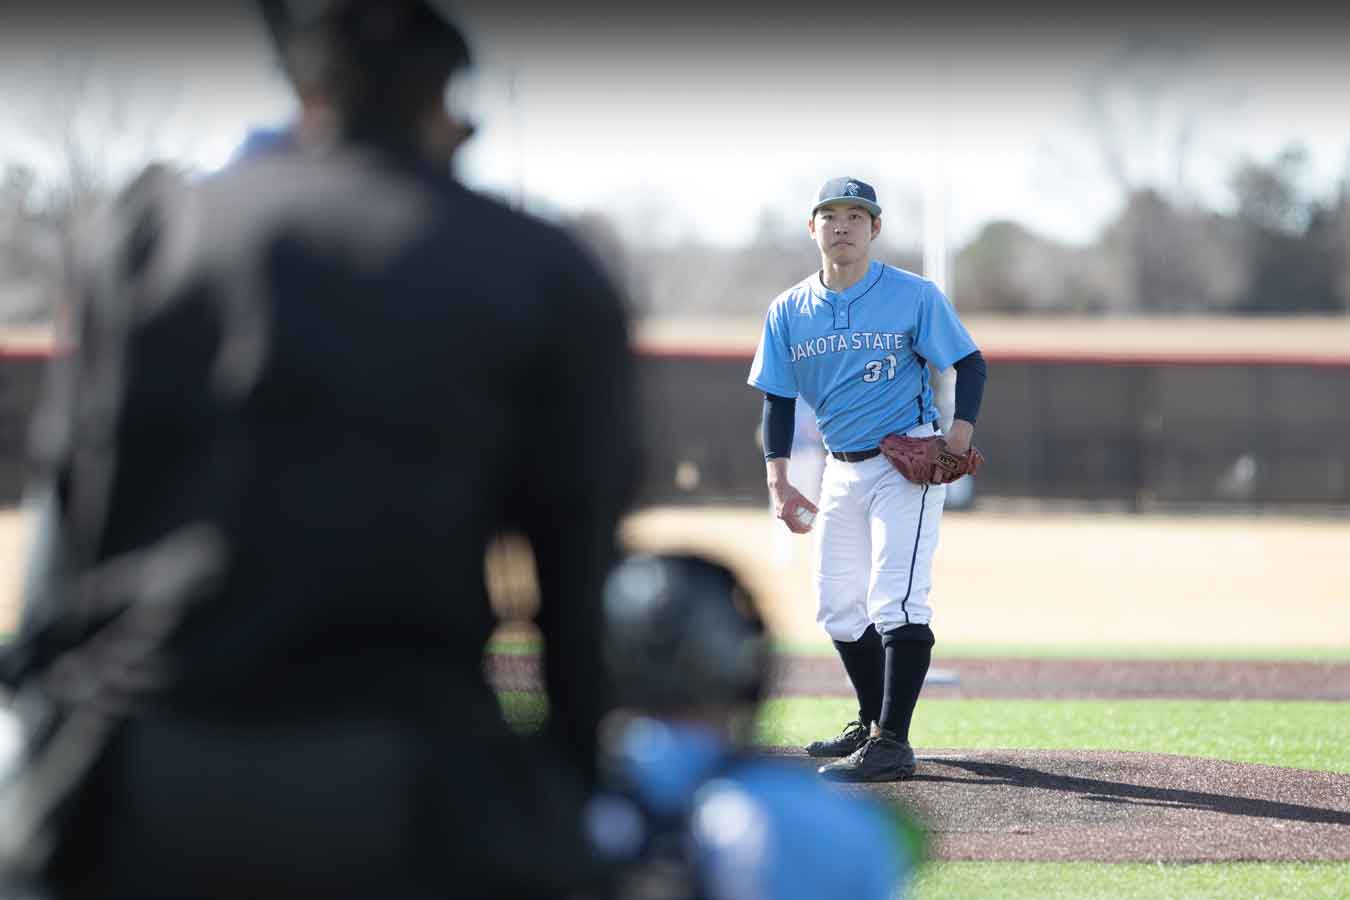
left=795, top=507, right=816, bottom=527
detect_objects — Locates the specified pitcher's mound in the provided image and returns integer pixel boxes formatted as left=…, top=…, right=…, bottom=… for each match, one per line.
left=764, top=748, right=1350, bottom=862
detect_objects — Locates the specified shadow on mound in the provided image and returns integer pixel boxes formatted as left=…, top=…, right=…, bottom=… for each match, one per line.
left=762, top=747, right=1350, bottom=862
left=917, top=755, right=1350, bottom=826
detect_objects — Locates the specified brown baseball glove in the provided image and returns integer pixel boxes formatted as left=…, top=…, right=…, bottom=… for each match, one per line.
left=879, top=434, right=985, bottom=485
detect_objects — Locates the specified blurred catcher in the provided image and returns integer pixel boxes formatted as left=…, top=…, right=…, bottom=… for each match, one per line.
left=0, top=2, right=637, bottom=898
left=588, top=553, right=920, bottom=900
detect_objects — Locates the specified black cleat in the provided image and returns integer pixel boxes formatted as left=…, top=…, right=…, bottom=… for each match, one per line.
left=817, top=724, right=916, bottom=782
left=804, top=719, right=870, bottom=758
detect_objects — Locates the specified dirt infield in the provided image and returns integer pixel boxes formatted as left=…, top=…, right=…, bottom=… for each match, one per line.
left=0, top=508, right=30, bottom=633
left=8, top=504, right=1350, bottom=645
left=490, top=653, right=1350, bottom=863
left=9, top=504, right=1348, bottom=646
left=620, top=505, right=1350, bottom=646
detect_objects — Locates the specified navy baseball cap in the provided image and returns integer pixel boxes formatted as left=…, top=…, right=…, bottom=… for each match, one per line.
left=811, top=177, right=882, bottom=218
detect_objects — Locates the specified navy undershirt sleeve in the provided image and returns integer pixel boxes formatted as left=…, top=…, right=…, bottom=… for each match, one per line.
left=762, top=393, right=796, bottom=460
left=953, top=350, right=987, bottom=424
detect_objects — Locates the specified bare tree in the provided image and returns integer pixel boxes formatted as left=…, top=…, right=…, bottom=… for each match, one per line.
left=1228, top=145, right=1342, bottom=313
left=0, top=162, right=56, bottom=323
left=1341, top=152, right=1350, bottom=313
left=1064, top=34, right=1255, bottom=313
left=0, top=57, right=180, bottom=324
left=1078, top=32, right=1214, bottom=202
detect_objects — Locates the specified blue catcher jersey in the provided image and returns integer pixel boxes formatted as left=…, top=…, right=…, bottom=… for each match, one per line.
left=592, top=720, right=913, bottom=900
left=748, top=261, right=977, bottom=453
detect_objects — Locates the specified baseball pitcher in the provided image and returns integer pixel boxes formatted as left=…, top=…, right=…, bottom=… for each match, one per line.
left=747, top=177, right=988, bottom=782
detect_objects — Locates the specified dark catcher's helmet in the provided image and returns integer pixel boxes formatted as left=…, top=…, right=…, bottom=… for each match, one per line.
left=602, top=554, right=770, bottom=711
left=256, top=0, right=472, bottom=130
left=257, top=0, right=472, bottom=71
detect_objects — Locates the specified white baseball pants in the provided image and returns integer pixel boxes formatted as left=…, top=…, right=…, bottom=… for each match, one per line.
left=813, top=431, right=946, bottom=641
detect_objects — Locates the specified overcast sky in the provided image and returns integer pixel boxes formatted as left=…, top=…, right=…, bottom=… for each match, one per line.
left=3, top=1, right=1348, bottom=251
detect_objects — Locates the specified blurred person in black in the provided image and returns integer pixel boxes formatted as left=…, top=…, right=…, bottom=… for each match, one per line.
left=0, top=2, right=637, bottom=898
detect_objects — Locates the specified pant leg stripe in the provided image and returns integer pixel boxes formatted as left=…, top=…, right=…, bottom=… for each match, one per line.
left=900, top=483, right=929, bottom=625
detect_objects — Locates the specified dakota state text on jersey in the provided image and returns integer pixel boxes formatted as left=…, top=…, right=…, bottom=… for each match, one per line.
left=748, top=261, right=976, bottom=454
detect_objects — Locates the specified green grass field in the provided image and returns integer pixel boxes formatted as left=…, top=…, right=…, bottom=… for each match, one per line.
left=500, top=694, right=1350, bottom=774
left=759, top=697, right=1350, bottom=774
left=498, top=692, right=1350, bottom=899
left=912, top=861, right=1349, bottom=900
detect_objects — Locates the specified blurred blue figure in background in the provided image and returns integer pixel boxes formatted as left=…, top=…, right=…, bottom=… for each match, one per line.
left=228, top=124, right=296, bottom=164
left=590, top=553, right=921, bottom=900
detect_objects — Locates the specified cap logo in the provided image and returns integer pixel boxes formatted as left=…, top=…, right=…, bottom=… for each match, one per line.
left=845, top=182, right=860, bottom=196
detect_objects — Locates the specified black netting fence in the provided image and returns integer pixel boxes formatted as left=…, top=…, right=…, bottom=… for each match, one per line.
left=633, top=353, right=1350, bottom=510
left=3, top=352, right=1348, bottom=509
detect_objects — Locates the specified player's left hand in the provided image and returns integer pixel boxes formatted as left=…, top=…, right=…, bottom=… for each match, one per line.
left=944, top=419, right=975, bottom=455
left=932, top=443, right=984, bottom=484
left=936, top=420, right=983, bottom=484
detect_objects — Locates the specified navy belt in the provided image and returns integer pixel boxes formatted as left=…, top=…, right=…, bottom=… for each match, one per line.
left=831, top=448, right=881, bottom=462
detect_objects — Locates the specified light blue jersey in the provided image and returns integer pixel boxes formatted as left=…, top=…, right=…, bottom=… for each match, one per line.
left=748, top=260, right=977, bottom=453
left=594, top=720, right=913, bottom=900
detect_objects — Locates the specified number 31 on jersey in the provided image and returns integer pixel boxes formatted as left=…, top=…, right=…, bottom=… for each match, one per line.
left=863, top=353, right=898, bottom=383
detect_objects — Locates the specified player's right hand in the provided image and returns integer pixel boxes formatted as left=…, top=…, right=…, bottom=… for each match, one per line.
left=772, top=485, right=818, bottom=535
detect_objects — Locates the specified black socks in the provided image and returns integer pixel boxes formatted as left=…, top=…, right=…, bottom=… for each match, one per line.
left=879, top=624, right=936, bottom=742
left=831, top=624, right=884, bottom=727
